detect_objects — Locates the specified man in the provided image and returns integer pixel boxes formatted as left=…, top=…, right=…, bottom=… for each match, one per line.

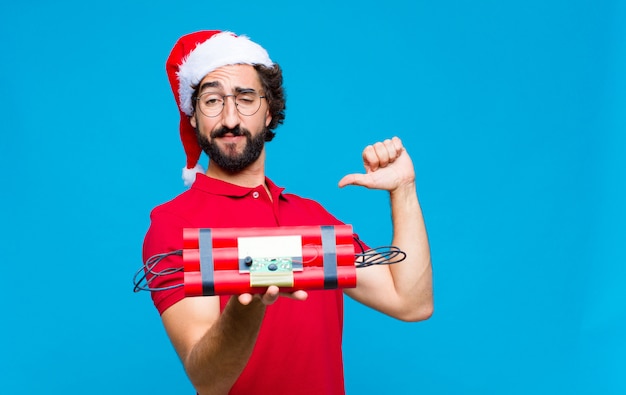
left=142, top=30, right=433, bottom=395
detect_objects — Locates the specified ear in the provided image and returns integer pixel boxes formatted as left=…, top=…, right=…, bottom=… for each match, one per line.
left=190, top=113, right=197, bottom=129
left=265, top=107, right=272, bottom=128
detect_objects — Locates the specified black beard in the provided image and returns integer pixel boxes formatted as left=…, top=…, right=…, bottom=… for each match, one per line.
left=196, top=126, right=266, bottom=173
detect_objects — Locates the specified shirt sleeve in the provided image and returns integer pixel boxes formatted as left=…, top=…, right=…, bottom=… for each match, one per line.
left=142, top=207, right=188, bottom=315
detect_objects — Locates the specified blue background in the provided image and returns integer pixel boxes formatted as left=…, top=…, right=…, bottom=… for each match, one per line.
left=1, top=1, right=624, bottom=394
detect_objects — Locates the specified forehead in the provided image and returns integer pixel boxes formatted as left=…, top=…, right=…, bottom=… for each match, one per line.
left=198, top=64, right=262, bottom=92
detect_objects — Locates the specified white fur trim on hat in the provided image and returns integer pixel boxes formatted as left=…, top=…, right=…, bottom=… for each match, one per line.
left=182, top=163, right=205, bottom=187
left=177, top=31, right=273, bottom=116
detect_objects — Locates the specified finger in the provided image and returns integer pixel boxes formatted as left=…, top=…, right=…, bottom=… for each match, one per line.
left=276, top=289, right=309, bottom=301
left=391, top=136, right=404, bottom=151
left=238, top=293, right=254, bottom=305
left=362, top=144, right=378, bottom=172
left=290, top=290, right=309, bottom=301
left=372, top=141, right=391, bottom=168
left=338, top=173, right=370, bottom=188
left=382, top=138, right=400, bottom=164
left=260, top=285, right=280, bottom=305
left=338, top=173, right=356, bottom=188
left=391, top=137, right=407, bottom=162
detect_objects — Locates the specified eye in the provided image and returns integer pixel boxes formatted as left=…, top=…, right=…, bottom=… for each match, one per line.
left=237, top=92, right=256, bottom=104
left=201, top=94, right=223, bottom=106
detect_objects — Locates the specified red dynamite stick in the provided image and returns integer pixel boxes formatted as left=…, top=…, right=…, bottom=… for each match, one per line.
left=183, top=225, right=355, bottom=249
left=184, top=266, right=357, bottom=296
left=183, top=244, right=355, bottom=272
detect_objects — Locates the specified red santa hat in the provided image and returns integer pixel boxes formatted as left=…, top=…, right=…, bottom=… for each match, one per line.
left=166, top=30, right=274, bottom=186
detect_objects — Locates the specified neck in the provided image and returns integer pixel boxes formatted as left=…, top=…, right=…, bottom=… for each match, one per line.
left=205, top=150, right=267, bottom=188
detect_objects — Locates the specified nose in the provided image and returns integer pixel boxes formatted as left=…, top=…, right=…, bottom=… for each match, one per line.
left=221, top=95, right=240, bottom=129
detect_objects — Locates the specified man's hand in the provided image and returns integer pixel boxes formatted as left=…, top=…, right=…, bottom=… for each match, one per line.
left=237, top=286, right=309, bottom=306
left=338, top=136, right=415, bottom=192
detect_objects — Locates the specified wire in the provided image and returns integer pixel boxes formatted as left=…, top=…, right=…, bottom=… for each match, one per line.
left=133, top=250, right=184, bottom=293
left=353, top=235, right=367, bottom=254
left=352, top=235, right=407, bottom=268
left=354, top=246, right=407, bottom=268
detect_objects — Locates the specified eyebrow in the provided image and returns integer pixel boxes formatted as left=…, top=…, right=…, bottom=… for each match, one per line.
left=198, top=81, right=220, bottom=93
left=198, top=81, right=257, bottom=94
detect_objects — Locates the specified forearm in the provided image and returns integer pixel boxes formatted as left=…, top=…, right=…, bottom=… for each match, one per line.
left=185, top=297, right=266, bottom=395
left=389, top=181, right=433, bottom=319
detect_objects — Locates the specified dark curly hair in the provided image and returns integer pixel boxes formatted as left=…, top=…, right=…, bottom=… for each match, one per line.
left=190, top=63, right=286, bottom=142
left=254, top=63, right=286, bottom=141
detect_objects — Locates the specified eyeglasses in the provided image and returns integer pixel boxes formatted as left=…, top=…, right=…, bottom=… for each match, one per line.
left=196, top=90, right=266, bottom=117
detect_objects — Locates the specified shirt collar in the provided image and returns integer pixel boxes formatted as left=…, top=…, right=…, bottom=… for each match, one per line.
left=191, top=173, right=285, bottom=200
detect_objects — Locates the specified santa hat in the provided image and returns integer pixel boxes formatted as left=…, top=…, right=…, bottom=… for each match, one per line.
left=166, top=30, right=274, bottom=186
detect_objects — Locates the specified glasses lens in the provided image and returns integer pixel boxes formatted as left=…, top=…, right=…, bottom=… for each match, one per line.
left=198, top=93, right=223, bottom=117
left=235, top=92, right=261, bottom=116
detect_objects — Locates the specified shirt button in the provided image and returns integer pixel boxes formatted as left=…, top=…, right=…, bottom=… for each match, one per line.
left=252, top=191, right=260, bottom=199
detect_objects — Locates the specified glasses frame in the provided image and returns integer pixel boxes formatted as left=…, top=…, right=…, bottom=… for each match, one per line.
left=195, top=90, right=266, bottom=118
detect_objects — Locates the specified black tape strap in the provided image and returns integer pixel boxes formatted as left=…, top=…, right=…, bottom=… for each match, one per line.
left=199, top=229, right=215, bottom=296
left=321, top=225, right=338, bottom=289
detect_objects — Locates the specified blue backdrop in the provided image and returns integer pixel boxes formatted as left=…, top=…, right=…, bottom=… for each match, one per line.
left=1, top=1, right=624, bottom=394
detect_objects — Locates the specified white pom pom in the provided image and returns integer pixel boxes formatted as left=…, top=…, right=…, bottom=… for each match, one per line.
left=182, top=164, right=205, bottom=187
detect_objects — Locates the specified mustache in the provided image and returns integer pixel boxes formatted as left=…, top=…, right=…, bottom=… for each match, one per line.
left=210, top=126, right=248, bottom=138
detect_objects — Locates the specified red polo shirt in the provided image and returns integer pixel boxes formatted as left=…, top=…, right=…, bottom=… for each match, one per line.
left=143, top=174, right=365, bottom=395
